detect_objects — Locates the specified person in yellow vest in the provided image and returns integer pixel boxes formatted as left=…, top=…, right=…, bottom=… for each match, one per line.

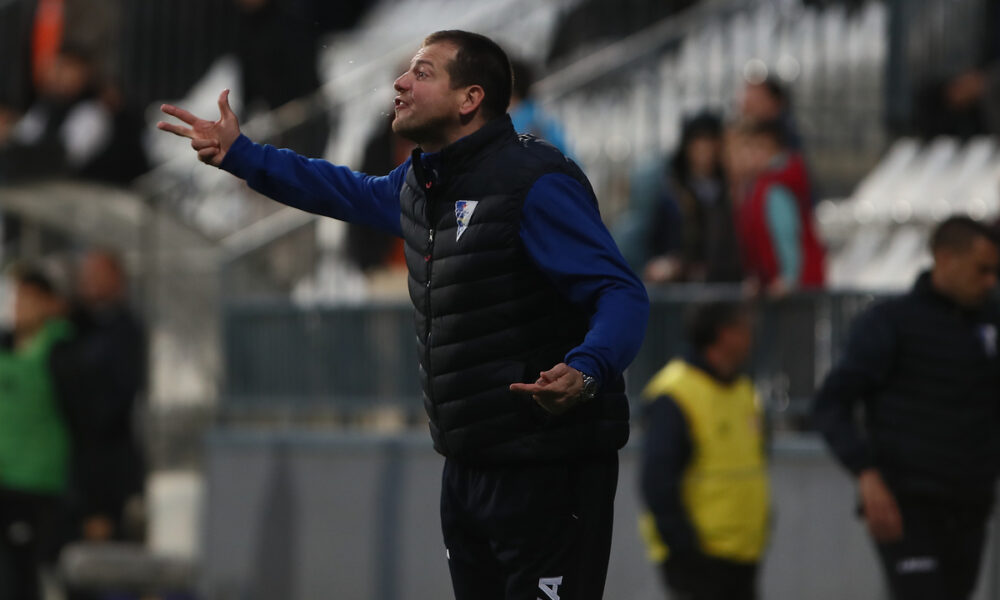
left=638, top=301, right=768, bottom=600
left=0, top=266, right=75, bottom=600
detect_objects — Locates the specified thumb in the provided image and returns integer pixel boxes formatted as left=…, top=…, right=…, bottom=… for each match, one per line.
left=218, top=88, right=235, bottom=120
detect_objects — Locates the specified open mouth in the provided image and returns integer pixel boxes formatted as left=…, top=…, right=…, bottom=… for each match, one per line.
left=394, top=98, right=408, bottom=111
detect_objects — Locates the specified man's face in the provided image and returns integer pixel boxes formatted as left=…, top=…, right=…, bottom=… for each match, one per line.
left=741, top=83, right=781, bottom=121
left=392, top=42, right=464, bottom=146
left=13, top=283, right=60, bottom=335
left=936, top=237, right=1000, bottom=308
left=77, top=254, right=123, bottom=308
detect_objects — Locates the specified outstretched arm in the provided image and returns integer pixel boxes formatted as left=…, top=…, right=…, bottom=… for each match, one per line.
left=158, top=90, right=405, bottom=236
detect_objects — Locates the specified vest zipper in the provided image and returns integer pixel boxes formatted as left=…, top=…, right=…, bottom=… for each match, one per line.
left=424, top=180, right=436, bottom=420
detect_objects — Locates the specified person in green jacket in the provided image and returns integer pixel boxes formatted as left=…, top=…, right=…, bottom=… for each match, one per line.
left=0, top=266, right=75, bottom=600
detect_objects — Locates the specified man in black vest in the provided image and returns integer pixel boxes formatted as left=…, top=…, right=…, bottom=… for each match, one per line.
left=158, top=30, right=649, bottom=599
left=813, top=216, right=1000, bottom=600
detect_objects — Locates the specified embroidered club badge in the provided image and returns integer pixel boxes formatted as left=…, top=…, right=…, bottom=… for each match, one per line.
left=455, top=200, right=478, bottom=240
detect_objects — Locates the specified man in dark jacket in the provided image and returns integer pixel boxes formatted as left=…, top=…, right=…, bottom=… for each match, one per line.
left=66, top=249, right=146, bottom=546
left=158, top=30, right=649, bottom=600
left=812, top=215, right=1000, bottom=600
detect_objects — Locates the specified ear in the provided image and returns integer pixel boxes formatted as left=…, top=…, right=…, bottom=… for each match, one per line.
left=458, top=85, right=486, bottom=117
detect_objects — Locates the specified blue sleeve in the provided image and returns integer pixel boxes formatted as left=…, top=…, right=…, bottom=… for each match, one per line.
left=520, top=173, right=650, bottom=384
left=640, top=395, right=700, bottom=558
left=220, top=134, right=405, bottom=237
left=765, top=185, right=802, bottom=286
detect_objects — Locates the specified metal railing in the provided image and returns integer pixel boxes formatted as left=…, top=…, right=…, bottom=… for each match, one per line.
left=220, top=287, right=884, bottom=430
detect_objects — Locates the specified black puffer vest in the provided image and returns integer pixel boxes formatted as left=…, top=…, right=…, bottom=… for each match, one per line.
left=399, top=116, right=629, bottom=464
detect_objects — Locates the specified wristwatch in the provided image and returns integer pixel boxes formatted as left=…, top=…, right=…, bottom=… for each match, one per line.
left=579, top=372, right=600, bottom=402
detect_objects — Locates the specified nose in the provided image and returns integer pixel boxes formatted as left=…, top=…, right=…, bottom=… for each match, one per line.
left=394, top=72, right=409, bottom=93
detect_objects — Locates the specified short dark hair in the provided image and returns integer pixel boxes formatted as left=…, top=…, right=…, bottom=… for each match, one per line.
left=685, top=301, right=749, bottom=353
left=930, top=215, right=998, bottom=254
left=11, top=265, right=59, bottom=297
left=423, top=30, right=512, bottom=120
left=758, top=77, right=789, bottom=106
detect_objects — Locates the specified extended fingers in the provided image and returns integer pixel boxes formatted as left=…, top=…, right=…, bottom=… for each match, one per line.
left=510, top=382, right=543, bottom=395
left=156, top=120, right=194, bottom=139
left=160, top=103, right=201, bottom=125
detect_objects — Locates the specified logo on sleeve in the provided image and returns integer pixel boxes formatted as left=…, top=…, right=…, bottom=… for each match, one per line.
left=455, top=200, right=478, bottom=241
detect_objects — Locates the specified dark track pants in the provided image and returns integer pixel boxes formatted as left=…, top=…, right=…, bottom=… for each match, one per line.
left=441, top=454, right=618, bottom=600
left=0, top=488, right=57, bottom=600
left=875, top=501, right=988, bottom=600
left=660, top=555, right=758, bottom=600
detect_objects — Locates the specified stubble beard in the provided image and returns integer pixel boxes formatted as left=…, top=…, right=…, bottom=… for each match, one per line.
left=392, top=110, right=450, bottom=149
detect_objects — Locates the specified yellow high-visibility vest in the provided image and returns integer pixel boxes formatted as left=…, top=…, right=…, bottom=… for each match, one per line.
left=638, top=359, right=769, bottom=564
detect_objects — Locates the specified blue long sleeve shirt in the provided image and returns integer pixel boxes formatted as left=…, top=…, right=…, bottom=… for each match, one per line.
left=220, top=134, right=649, bottom=385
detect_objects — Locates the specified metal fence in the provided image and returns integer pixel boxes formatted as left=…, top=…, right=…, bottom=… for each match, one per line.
left=221, top=288, right=884, bottom=429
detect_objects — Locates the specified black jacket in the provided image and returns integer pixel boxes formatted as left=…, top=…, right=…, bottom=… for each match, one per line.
left=813, top=272, right=1000, bottom=506
left=399, top=116, right=629, bottom=464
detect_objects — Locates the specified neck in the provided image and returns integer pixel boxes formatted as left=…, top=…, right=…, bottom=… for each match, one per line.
left=419, top=116, right=489, bottom=153
left=14, top=323, right=42, bottom=349
left=929, top=268, right=955, bottom=302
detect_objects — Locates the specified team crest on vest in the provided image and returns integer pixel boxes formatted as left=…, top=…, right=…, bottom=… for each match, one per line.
left=455, top=200, right=478, bottom=240
left=979, top=324, right=997, bottom=357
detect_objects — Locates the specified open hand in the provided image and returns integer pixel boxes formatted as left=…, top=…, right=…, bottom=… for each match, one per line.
left=157, top=89, right=240, bottom=166
left=510, top=363, right=585, bottom=415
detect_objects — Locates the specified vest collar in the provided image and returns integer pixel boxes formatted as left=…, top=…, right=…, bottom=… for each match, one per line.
left=411, top=115, right=516, bottom=186
left=912, top=270, right=991, bottom=318
left=685, top=352, right=742, bottom=385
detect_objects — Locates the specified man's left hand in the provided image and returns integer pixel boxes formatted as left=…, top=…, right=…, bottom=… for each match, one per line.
left=510, top=363, right=584, bottom=415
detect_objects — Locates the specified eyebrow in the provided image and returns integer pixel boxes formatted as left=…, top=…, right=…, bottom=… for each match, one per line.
left=412, top=59, right=435, bottom=70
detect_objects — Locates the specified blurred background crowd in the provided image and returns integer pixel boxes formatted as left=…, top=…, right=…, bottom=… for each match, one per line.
left=0, top=0, right=999, bottom=598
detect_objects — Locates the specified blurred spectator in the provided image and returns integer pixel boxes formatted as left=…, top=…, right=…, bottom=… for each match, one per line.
left=914, top=66, right=1000, bottom=140
left=639, top=301, right=768, bottom=600
left=643, top=112, right=742, bottom=284
left=508, top=58, right=570, bottom=154
left=812, top=216, right=1000, bottom=600
left=0, top=0, right=37, bottom=113
left=734, top=120, right=825, bottom=296
left=0, top=265, right=75, bottom=600
left=344, top=114, right=413, bottom=273
left=912, top=2, right=1000, bottom=138
left=0, top=45, right=149, bottom=184
left=60, top=249, right=146, bottom=557
left=740, top=77, right=803, bottom=152
left=0, top=0, right=121, bottom=137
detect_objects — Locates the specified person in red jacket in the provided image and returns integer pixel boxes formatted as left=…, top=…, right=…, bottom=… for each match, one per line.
left=735, top=120, right=825, bottom=296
